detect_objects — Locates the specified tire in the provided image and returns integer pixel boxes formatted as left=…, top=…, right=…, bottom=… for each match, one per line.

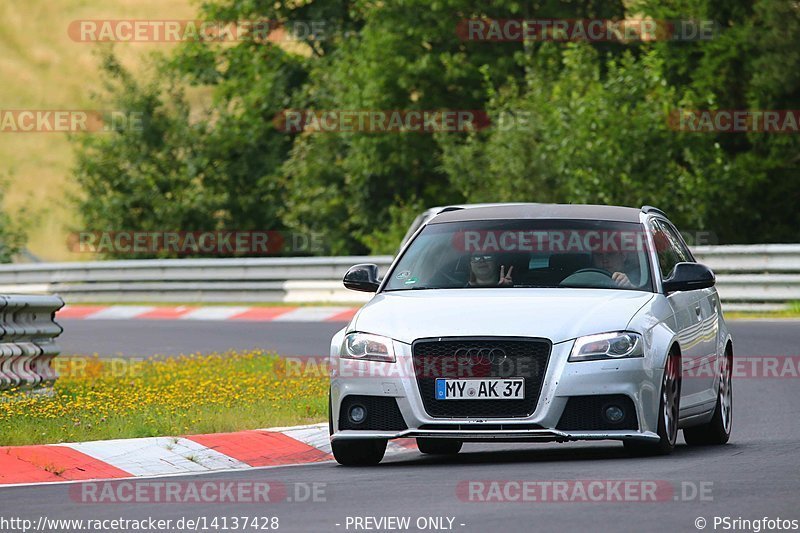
left=684, top=351, right=732, bottom=445
left=624, top=350, right=681, bottom=456
left=331, top=439, right=387, bottom=466
left=416, top=438, right=462, bottom=455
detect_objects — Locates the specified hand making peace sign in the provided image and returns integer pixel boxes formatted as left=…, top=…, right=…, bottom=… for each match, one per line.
left=498, top=265, right=514, bottom=286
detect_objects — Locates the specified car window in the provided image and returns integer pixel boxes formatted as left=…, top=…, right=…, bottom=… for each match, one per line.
left=649, top=219, right=690, bottom=279
left=661, top=220, right=695, bottom=262
left=383, top=219, right=654, bottom=292
left=399, top=211, right=436, bottom=248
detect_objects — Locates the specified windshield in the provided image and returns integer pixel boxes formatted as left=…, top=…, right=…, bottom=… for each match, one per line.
left=384, top=219, right=654, bottom=292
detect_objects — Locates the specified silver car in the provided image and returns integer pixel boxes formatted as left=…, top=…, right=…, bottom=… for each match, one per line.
left=329, top=204, right=733, bottom=465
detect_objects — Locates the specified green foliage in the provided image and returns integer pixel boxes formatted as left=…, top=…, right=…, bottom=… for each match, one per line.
left=71, top=0, right=800, bottom=257
left=439, top=44, right=734, bottom=233
left=73, top=46, right=306, bottom=258
left=281, top=0, right=531, bottom=253
left=0, top=175, right=26, bottom=262
left=359, top=198, right=427, bottom=255
left=637, top=0, right=800, bottom=242
left=73, top=54, right=209, bottom=251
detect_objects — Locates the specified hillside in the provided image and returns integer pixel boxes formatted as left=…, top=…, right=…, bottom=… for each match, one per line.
left=0, top=0, right=195, bottom=261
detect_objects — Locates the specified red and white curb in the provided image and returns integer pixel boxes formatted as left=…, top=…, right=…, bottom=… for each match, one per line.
left=0, top=423, right=417, bottom=486
left=57, top=305, right=359, bottom=322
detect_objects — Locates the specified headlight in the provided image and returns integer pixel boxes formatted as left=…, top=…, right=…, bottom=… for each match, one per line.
left=341, top=332, right=396, bottom=363
left=569, top=332, right=644, bottom=362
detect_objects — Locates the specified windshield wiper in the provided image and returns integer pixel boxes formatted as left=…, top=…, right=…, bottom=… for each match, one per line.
left=383, top=286, right=440, bottom=292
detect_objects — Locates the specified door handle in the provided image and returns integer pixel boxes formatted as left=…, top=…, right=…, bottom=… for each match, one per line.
left=694, top=305, right=702, bottom=318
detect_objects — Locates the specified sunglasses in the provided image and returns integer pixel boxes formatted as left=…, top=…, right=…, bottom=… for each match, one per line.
left=470, top=255, right=496, bottom=263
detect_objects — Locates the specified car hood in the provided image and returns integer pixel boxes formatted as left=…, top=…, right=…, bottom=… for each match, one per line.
left=352, top=288, right=655, bottom=345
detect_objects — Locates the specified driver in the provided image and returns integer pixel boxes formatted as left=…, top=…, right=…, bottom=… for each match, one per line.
left=468, top=253, right=514, bottom=287
left=591, top=250, right=638, bottom=289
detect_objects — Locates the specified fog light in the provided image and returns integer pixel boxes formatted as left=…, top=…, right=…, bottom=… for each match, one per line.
left=348, top=404, right=367, bottom=424
left=604, top=405, right=625, bottom=423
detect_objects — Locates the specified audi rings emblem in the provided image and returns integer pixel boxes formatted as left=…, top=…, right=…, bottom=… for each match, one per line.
left=453, top=347, right=507, bottom=365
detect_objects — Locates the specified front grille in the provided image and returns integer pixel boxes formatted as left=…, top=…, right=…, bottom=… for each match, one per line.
left=556, top=395, right=638, bottom=431
left=338, top=395, right=408, bottom=431
left=412, top=337, right=551, bottom=418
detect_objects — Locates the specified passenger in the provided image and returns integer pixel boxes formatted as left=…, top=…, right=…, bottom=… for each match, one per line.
left=468, top=253, right=514, bottom=286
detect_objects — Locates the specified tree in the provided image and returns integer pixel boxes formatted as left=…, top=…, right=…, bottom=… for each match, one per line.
left=439, top=43, right=733, bottom=235
left=71, top=0, right=800, bottom=256
left=637, top=0, right=800, bottom=242
left=73, top=44, right=306, bottom=258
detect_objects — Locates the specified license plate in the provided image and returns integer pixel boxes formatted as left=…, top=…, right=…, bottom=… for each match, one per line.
left=435, top=378, right=524, bottom=400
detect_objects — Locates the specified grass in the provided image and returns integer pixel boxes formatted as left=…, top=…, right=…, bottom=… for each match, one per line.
left=0, top=350, right=328, bottom=446
left=726, top=301, right=800, bottom=320
left=0, top=0, right=194, bottom=261
left=727, top=311, right=800, bottom=320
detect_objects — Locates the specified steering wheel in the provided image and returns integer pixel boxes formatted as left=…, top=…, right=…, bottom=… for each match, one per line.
left=428, top=269, right=466, bottom=287
left=439, top=271, right=465, bottom=285
left=572, top=268, right=613, bottom=278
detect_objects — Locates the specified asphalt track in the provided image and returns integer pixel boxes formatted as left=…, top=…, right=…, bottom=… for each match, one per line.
left=57, top=318, right=797, bottom=358
left=58, top=319, right=345, bottom=357
left=2, top=319, right=799, bottom=532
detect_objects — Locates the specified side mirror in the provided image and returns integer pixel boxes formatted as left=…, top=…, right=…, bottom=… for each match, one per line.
left=662, top=262, right=715, bottom=293
left=343, top=264, right=381, bottom=293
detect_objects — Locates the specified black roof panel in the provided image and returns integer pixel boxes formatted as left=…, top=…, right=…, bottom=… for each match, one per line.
left=429, top=203, right=645, bottom=224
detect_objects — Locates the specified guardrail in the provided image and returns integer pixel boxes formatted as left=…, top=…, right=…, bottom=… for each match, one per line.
left=0, top=295, right=64, bottom=392
left=692, top=245, right=800, bottom=311
left=0, top=245, right=797, bottom=310
left=0, top=257, right=393, bottom=304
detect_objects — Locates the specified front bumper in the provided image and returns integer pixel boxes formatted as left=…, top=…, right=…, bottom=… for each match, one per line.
left=332, top=428, right=660, bottom=443
left=330, top=338, right=665, bottom=443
